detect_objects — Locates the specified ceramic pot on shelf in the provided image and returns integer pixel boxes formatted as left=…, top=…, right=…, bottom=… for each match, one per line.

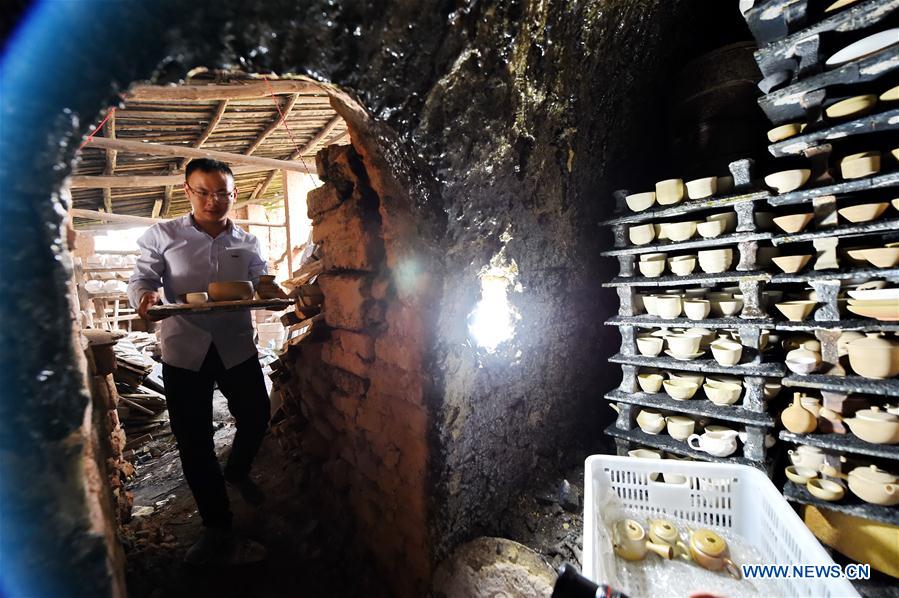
left=781, top=393, right=817, bottom=434
left=846, top=333, right=899, bottom=380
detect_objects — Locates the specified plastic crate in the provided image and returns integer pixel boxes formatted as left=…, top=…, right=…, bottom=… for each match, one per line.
left=583, top=455, right=859, bottom=597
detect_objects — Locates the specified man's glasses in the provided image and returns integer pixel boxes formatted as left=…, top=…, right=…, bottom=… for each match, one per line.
left=186, top=183, right=235, bottom=203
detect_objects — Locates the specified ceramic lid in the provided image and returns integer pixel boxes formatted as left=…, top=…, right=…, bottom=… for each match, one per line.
left=849, top=332, right=899, bottom=349
left=854, top=406, right=898, bottom=422
left=692, top=529, right=726, bottom=557
left=849, top=465, right=897, bottom=484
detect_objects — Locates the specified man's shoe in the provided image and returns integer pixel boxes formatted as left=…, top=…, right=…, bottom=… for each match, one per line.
left=184, top=528, right=267, bottom=565
left=184, top=527, right=230, bottom=565
left=224, top=474, right=265, bottom=506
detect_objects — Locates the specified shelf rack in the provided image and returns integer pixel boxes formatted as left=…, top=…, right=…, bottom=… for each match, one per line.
left=742, top=2, right=899, bottom=537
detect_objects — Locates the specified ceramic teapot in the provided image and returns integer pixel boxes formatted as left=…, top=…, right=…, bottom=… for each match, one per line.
left=844, top=407, right=899, bottom=445
left=611, top=519, right=673, bottom=561
left=846, top=333, right=899, bottom=379
left=647, top=518, right=690, bottom=560
left=846, top=465, right=899, bottom=506
left=687, top=528, right=742, bottom=579
left=687, top=431, right=738, bottom=457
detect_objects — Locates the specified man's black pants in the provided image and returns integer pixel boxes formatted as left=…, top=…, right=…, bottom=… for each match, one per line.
left=162, top=345, right=270, bottom=529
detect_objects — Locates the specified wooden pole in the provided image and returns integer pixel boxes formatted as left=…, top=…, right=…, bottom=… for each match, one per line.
left=126, top=80, right=322, bottom=101
left=71, top=208, right=285, bottom=228
left=282, top=170, right=294, bottom=276
left=102, top=110, right=117, bottom=213
left=81, top=137, right=317, bottom=174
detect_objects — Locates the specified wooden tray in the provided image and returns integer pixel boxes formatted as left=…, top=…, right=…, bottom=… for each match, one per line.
left=148, top=298, right=294, bottom=316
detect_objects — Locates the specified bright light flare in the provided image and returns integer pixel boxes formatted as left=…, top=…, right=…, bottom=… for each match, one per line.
left=468, top=253, right=521, bottom=352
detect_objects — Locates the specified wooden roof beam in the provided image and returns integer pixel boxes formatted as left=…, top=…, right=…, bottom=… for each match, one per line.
left=126, top=80, right=323, bottom=102
left=71, top=208, right=285, bottom=228
left=70, top=164, right=280, bottom=188
left=177, top=99, right=229, bottom=171
left=81, top=137, right=317, bottom=174
left=244, top=94, right=299, bottom=156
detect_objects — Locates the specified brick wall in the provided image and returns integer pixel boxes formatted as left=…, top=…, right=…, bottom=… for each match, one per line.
left=272, top=143, right=433, bottom=597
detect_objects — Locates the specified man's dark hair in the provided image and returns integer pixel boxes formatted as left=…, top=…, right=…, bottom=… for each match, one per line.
left=185, top=158, right=234, bottom=181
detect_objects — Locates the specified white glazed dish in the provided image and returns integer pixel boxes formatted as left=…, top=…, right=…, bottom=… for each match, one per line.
left=826, top=28, right=899, bottom=68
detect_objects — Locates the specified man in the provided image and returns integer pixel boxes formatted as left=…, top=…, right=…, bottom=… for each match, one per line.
left=128, top=158, right=269, bottom=564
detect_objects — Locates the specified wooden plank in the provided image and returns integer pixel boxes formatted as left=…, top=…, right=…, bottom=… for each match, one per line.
left=71, top=208, right=284, bottom=228
left=70, top=164, right=273, bottom=188
left=126, top=80, right=323, bottom=101
left=245, top=94, right=299, bottom=156
left=81, top=137, right=317, bottom=174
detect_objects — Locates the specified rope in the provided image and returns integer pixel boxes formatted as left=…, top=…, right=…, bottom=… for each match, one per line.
left=78, top=107, right=115, bottom=151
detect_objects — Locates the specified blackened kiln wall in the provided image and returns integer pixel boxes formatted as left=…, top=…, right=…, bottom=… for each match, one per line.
left=0, top=0, right=747, bottom=590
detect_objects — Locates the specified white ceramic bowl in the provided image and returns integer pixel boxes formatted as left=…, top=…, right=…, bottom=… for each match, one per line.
left=625, top=191, right=656, bottom=212
left=666, top=220, right=699, bottom=242
left=639, top=260, right=666, bottom=278
left=629, top=223, right=656, bottom=245
left=656, top=179, right=685, bottom=205
left=666, top=334, right=702, bottom=356
left=696, top=220, right=725, bottom=239
left=186, top=292, right=208, bottom=305
left=683, top=299, right=710, bottom=320
left=697, top=248, right=733, bottom=274
left=710, top=339, right=743, bottom=366
left=668, top=255, right=696, bottom=276
left=764, top=169, right=811, bottom=194
left=637, top=373, right=664, bottom=393
left=655, top=295, right=683, bottom=319
left=636, top=335, right=664, bottom=357
left=685, top=177, right=717, bottom=200
left=663, top=379, right=699, bottom=400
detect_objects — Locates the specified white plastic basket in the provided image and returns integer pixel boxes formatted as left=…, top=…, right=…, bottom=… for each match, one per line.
left=583, top=455, right=859, bottom=598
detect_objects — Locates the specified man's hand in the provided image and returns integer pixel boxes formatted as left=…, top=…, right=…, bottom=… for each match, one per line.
left=138, top=291, right=162, bottom=321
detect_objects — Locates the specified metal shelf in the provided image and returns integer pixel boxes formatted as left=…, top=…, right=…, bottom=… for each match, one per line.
left=770, top=217, right=899, bottom=246
left=759, top=45, right=899, bottom=123
left=779, top=430, right=899, bottom=460
left=765, top=171, right=899, bottom=207
left=606, top=389, right=774, bottom=426
left=606, top=315, right=774, bottom=329
left=782, top=374, right=899, bottom=397
left=599, top=191, right=770, bottom=227
left=768, top=108, right=899, bottom=158
left=602, top=232, right=771, bottom=257
left=605, top=424, right=769, bottom=469
left=604, top=271, right=769, bottom=288
left=783, top=481, right=899, bottom=526
left=609, top=353, right=785, bottom=377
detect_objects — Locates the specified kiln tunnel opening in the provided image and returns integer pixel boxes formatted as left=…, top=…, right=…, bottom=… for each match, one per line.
left=62, top=74, right=447, bottom=597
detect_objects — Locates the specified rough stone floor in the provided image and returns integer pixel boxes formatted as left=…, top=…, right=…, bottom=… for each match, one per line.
left=122, top=392, right=590, bottom=598
left=122, top=391, right=391, bottom=598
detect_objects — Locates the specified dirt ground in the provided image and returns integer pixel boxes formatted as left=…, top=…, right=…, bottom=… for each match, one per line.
left=121, top=391, right=589, bottom=598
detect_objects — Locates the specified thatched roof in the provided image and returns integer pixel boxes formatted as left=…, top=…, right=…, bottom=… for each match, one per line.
left=71, top=75, right=348, bottom=228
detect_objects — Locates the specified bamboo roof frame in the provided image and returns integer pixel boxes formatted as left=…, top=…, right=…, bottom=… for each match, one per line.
left=71, top=75, right=348, bottom=227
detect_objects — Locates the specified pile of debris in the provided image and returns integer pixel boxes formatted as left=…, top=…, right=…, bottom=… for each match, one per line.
left=110, top=332, right=170, bottom=461
left=266, top=258, right=329, bottom=454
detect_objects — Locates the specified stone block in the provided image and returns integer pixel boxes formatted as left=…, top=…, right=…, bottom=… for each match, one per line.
left=375, top=334, right=420, bottom=372
left=329, top=366, right=368, bottom=397
left=316, top=145, right=365, bottom=197
left=331, top=391, right=359, bottom=421
left=306, top=184, right=342, bottom=219
left=322, top=341, right=368, bottom=379
left=368, top=362, right=426, bottom=404
left=384, top=302, right=423, bottom=340
left=318, top=273, right=373, bottom=331
left=312, top=199, right=382, bottom=272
